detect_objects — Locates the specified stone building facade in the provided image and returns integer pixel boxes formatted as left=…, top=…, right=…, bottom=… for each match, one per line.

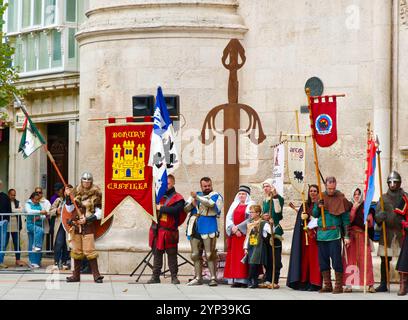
left=2, top=0, right=407, bottom=275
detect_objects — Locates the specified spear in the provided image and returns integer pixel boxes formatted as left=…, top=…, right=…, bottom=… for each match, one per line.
left=305, top=88, right=326, bottom=229
left=13, top=93, right=83, bottom=231
left=376, top=136, right=390, bottom=292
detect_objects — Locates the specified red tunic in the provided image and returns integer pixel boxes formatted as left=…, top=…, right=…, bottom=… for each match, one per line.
left=149, top=193, right=184, bottom=251
left=224, top=204, right=249, bottom=280
left=300, top=205, right=322, bottom=286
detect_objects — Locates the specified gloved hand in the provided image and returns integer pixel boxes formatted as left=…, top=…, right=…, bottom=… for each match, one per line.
left=376, top=211, right=387, bottom=222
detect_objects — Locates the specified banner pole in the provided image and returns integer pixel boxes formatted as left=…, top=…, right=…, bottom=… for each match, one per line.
left=376, top=141, right=390, bottom=292
left=295, top=110, right=309, bottom=245
left=306, top=88, right=326, bottom=229
left=363, top=123, right=371, bottom=294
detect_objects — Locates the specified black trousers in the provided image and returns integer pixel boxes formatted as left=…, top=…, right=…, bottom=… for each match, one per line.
left=152, top=247, right=178, bottom=278
left=265, top=239, right=282, bottom=284
left=317, top=239, right=342, bottom=273
left=248, top=264, right=260, bottom=285
left=380, top=256, right=392, bottom=283
left=54, top=225, right=68, bottom=264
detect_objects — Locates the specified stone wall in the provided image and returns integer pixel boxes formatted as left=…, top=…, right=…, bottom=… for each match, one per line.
left=75, top=0, right=404, bottom=273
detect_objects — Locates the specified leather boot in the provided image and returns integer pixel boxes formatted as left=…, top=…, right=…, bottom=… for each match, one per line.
left=66, top=259, right=81, bottom=282
left=167, top=248, right=179, bottom=284
left=376, top=257, right=390, bottom=292
left=398, top=273, right=407, bottom=296
left=88, top=258, right=104, bottom=283
left=207, top=260, right=218, bottom=286
left=332, top=272, right=344, bottom=294
left=319, top=270, right=333, bottom=293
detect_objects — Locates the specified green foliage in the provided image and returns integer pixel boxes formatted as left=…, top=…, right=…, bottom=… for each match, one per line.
left=0, top=1, right=24, bottom=108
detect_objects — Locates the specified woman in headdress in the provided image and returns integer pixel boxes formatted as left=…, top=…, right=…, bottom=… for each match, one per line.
left=224, top=185, right=255, bottom=287
left=287, top=184, right=322, bottom=291
left=342, top=188, right=375, bottom=293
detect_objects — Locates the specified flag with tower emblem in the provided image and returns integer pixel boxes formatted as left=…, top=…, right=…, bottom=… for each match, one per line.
left=103, top=123, right=155, bottom=224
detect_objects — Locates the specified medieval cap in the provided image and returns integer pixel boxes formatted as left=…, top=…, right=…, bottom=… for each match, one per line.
left=239, top=185, right=251, bottom=195
left=262, top=178, right=274, bottom=188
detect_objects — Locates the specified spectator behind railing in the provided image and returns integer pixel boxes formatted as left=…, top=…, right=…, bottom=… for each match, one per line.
left=25, top=192, right=47, bottom=269
left=50, top=184, right=72, bottom=270
left=0, top=179, right=11, bottom=269
left=7, top=189, right=24, bottom=267
left=35, top=187, right=52, bottom=254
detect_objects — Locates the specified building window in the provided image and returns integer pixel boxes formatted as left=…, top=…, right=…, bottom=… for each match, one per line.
left=7, top=0, right=19, bottom=33
left=139, top=153, right=143, bottom=158
left=66, top=0, right=76, bottom=22
left=44, top=0, right=56, bottom=25
left=22, top=0, right=31, bottom=28
left=126, top=169, right=131, bottom=177
left=6, top=0, right=87, bottom=77
left=51, top=29, right=62, bottom=67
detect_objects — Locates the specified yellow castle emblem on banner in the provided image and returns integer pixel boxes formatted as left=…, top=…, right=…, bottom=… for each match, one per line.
left=112, top=141, right=145, bottom=181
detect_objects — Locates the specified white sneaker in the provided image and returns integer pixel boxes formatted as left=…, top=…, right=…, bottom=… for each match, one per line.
left=32, top=246, right=42, bottom=252
left=29, top=263, right=40, bottom=269
left=187, top=278, right=203, bottom=286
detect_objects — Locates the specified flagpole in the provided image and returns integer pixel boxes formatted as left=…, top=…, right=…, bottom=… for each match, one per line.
left=376, top=138, right=390, bottom=292
left=13, top=94, right=83, bottom=221
left=306, top=88, right=326, bottom=229
left=363, top=122, right=371, bottom=294
left=295, top=110, right=309, bottom=245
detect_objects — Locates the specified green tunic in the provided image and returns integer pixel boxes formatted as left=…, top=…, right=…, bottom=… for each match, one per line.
left=247, top=220, right=269, bottom=265
left=262, top=195, right=284, bottom=238
left=312, top=203, right=350, bottom=241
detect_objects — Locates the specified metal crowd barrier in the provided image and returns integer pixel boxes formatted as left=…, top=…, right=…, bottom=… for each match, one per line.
left=0, top=212, right=53, bottom=254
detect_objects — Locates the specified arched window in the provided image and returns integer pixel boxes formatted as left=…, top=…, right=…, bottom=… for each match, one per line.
left=126, top=169, right=131, bottom=177
left=115, top=153, right=118, bottom=158
left=139, top=153, right=143, bottom=158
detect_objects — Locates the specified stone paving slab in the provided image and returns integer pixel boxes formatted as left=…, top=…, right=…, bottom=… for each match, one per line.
left=1, top=270, right=408, bottom=300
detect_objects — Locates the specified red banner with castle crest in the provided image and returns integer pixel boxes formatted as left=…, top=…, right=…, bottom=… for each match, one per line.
left=102, top=123, right=155, bottom=224
left=310, top=95, right=338, bottom=148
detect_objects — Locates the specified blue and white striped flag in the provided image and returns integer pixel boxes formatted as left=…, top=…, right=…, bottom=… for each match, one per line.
left=148, top=87, right=179, bottom=203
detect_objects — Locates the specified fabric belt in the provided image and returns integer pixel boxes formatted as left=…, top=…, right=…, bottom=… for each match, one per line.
left=318, top=226, right=338, bottom=231
left=159, top=226, right=178, bottom=232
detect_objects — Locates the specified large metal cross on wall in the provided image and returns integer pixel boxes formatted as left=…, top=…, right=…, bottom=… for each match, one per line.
left=200, top=39, right=266, bottom=249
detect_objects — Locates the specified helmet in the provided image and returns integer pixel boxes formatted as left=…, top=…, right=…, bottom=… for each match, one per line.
left=81, top=172, right=93, bottom=182
left=387, top=171, right=401, bottom=184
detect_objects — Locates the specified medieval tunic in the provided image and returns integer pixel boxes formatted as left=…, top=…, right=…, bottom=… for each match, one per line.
left=312, top=191, right=350, bottom=273
left=396, top=225, right=408, bottom=273
left=375, top=189, right=406, bottom=257
left=67, top=184, right=103, bottom=260
left=149, top=188, right=185, bottom=251
left=224, top=204, right=249, bottom=283
left=287, top=202, right=321, bottom=289
left=342, top=201, right=375, bottom=286
left=395, top=196, right=408, bottom=274
left=262, top=195, right=284, bottom=284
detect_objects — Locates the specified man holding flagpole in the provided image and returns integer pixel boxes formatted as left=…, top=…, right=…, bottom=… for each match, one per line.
left=374, top=171, right=406, bottom=292
left=148, top=86, right=183, bottom=284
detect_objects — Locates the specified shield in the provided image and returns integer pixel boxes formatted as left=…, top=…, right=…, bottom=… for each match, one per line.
left=61, top=205, right=113, bottom=241
left=287, top=139, right=307, bottom=194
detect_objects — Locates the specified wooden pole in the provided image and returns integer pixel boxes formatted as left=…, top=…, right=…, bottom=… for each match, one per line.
left=295, top=110, right=309, bottom=245
left=88, top=116, right=176, bottom=122
left=16, top=96, right=83, bottom=224
left=306, top=88, right=326, bottom=229
left=363, top=123, right=371, bottom=294
left=376, top=148, right=390, bottom=292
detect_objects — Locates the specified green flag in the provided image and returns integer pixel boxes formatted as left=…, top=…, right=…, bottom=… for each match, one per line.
left=18, top=115, right=45, bottom=158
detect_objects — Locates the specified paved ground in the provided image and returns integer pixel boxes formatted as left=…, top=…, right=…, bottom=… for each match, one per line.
left=0, top=267, right=407, bottom=300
